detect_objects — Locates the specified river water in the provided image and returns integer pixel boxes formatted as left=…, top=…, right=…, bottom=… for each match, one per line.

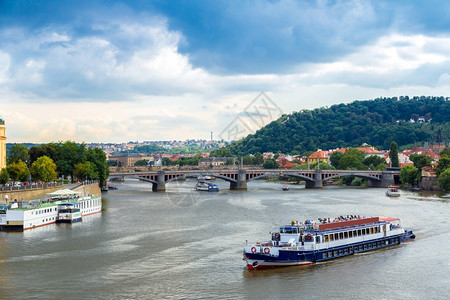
left=0, top=179, right=449, bottom=299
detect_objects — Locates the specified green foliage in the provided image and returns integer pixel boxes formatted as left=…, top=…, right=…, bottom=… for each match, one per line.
left=30, top=156, right=57, bottom=182
left=0, top=168, right=9, bottom=184
left=210, top=148, right=232, bottom=157
left=400, top=165, right=419, bottom=186
left=85, top=148, right=109, bottom=187
left=263, top=158, right=279, bottom=169
left=7, top=161, right=30, bottom=182
left=436, top=155, right=450, bottom=176
left=389, top=142, right=399, bottom=167
left=254, top=152, right=264, bottom=165
left=223, top=97, right=449, bottom=155
left=338, top=155, right=367, bottom=170
left=29, top=143, right=57, bottom=164
left=135, top=159, right=149, bottom=166
left=362, top=155, right=387, bottom=170
left=351, top=177, right=364, bottom=186
left=73, top=162, right=98, bottom=181
left=107, top=160, right=118, bottom=167
left=409, top=154, right=432, bottom=170
left=120, top=143, right=219, bottom=155
left=330, top=152, right=344, bottom=168
left=54, top=141, right=85, bottom=178
left=438, top=169, right=450, bottom=191
left=7, top=144, right=29, bottom=165
left=439, top=147, right=450, bottom=157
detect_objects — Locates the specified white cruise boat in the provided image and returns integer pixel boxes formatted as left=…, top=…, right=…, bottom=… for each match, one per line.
left=244, top=216, right=415, bottom=270
left=0, top=189, right=101, bottom=231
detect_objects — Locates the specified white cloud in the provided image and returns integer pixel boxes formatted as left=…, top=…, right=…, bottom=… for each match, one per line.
left=2, top=21, right=450, bottom=143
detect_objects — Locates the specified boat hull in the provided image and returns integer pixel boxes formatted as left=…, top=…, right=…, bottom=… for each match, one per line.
left=244, top=231, right=415, bottom=270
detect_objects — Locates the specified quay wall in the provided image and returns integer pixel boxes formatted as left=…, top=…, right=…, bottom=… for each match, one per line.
left=0, top=185, right=63, bottom=202
left=73, top=183, right=101, bottom=197
left=0, top=183, right=101, bottom=202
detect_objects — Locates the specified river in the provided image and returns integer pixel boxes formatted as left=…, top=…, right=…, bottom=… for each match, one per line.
left=1, top=179, right=449, bottom=299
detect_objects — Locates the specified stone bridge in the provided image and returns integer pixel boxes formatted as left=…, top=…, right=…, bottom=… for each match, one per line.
left=109, top=169, right=399, bottom=191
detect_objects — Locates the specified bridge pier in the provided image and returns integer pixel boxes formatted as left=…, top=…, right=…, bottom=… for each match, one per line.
left=230, top=170, right=247, bottom=190
left=305, top=169, right=323, bottom=188
left=368, top=171, right=394, bottom=188
left=152, top=171, right=166, bottom=192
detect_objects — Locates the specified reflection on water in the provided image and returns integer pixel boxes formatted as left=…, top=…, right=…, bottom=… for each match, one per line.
left=0, top=179, right=448, bottom=299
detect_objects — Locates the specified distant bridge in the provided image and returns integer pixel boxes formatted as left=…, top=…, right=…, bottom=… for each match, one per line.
left=108, top=169, right=399, bottom=191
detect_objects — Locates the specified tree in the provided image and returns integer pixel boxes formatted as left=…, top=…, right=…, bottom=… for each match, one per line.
left=210, top=148, right=232, bottom=157
left=29, top=143, right=57, bottom=164
left=54, top=141, right=85, bottom=179
left=7, top=144, right=29, bottom=165
left=7, top=161, right=30, bottom=182
left=263, top=159, right=279, bottom=169
left=330, top=152, right=344, bottom=168
left=30, top=156, right=57, bottom=182
left=0, top=168, right=9, bottom=185
left=85, top=148, right=109, bottom=187
left=438, top=169, right=450, bottom=191
left=362, top=155, right=386, bottom=170
left=73, top=162, right=98, bottom=181
left=399, top=165, right=419, bottom=186
left=435, top=155, right=450, bottom=176
left=254, top=152, right=264, bottom=165
left=135, top=159, right=149, bottom=166
left=440, top=147, right=450, bottom=157
left=409, top=154, right=432, bottom=170
left=338, top=155, right=367, bottom=170
left=389, top=142, right=399, bottom=167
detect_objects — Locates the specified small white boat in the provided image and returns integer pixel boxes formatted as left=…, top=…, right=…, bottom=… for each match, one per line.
left=386, top=186, right=400, bottom=197
left=195, top=182, right=219, bottom=192
left=282, top=185, right=289, bottom=191
left=197, top=175, right=212, bottom=181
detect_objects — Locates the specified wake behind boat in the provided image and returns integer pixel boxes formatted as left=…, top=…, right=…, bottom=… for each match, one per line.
left=243, top=215, right=415, bottom=270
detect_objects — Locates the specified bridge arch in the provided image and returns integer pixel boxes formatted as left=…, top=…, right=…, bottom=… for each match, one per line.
left=247, top=172, right=315, bottom=182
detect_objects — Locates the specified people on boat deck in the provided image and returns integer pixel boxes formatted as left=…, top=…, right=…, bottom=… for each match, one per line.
left=295, top=215, right=364, bottom=227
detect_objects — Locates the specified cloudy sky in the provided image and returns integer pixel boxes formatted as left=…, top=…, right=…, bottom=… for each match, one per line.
left=1, top=0, right=450, bottom=143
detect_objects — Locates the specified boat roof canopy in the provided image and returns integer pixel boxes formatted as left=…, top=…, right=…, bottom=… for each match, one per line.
left=379, top=216, right=400, bottom=222
left=47, top=189, right=80, bottom=196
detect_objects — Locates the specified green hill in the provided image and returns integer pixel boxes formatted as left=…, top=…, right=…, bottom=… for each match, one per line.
left=225, top=96, right=450, bottom=155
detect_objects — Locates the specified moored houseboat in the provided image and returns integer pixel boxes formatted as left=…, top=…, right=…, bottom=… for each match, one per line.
left=0, top=189, right=101, bottom=231
left=243, top=216, right=415, bottom=270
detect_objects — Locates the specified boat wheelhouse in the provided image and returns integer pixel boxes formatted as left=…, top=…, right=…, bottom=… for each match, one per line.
left=386, top=186, right=400, bottom=197
left=243, top=216, right=415, bottom=270
left=57, top=203, right=82, bottom=223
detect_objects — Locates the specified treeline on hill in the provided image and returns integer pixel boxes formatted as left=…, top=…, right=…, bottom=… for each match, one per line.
left=0, top=141, right=108, bottom=187
left=222, top=96, right=449, bottom=156
left=120, top=143, right=218, bottom=155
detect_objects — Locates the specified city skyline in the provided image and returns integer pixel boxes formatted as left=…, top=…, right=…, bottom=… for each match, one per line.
left=2, top=1, right=450, bottom=143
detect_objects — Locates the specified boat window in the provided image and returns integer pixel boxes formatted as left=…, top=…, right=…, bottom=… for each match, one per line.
left=344, top=232, right=348, bottom=239
left=324, top=235, right=329, bottom=242
left=349, top=231, right=352, bottom=238
left=366, top=228, right=370, bottom=235
left=334, top=250, right=338, bottom=256
left=323, top=252, right=328, bottom=258
left=329, top=234, right=334, bottom=241
left=339, top=232, right=343, bottom=239
left=370, top=227, right=374, bottom=234
left=329, top=251, right=332, bottom=257
left=334, top=233, right=339, bottom=240
left=339, top=249, right=343, bottom=255
left=358, top=229, right=361, bottom=236
left=362, top=229, right=365, bottom=235
left=316, top=236, right=320, bottom=243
